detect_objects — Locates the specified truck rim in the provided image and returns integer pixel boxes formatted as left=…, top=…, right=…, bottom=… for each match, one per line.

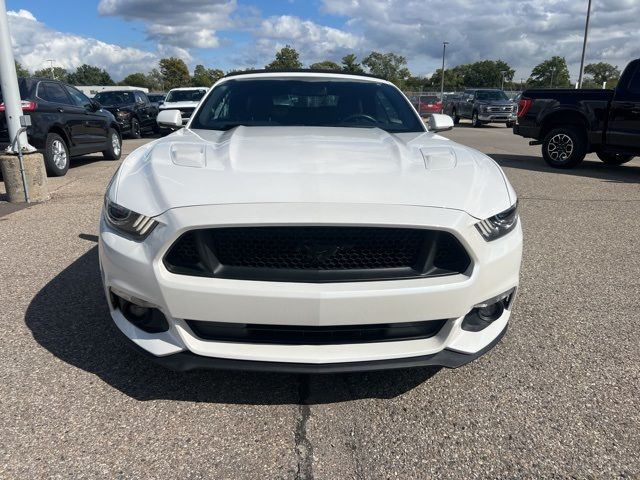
left=548, top=133, right=573, bottom=161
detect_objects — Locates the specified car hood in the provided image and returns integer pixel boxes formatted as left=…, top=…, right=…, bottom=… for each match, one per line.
left=160, top=101, right=199, bottom=109
left=102, top=104, right=134, bottom=114
left=111, top=126, right=514, bottom=219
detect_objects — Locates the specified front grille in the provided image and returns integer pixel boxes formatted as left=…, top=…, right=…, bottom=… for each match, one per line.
left=186, top=319, right=448, bottom=345
left=164, top=226, right=471, bottom=283
left=179, top=107, right=195, bottom=118
left=488, top=106, right=514, bottom=113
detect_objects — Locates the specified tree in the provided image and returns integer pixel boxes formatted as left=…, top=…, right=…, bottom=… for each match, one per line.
left=528, top=56, right=571, bottom=88
left=145, top=68, right=164, bottom=91
left=121, top=72, right=148, bottom=88
left=265, top=45, right=302, bottom=70
left=362, top=51, right=411, bottom=88
left=191, top=64, right=224, bottom=87
left=309, top=60, right=340, bottom=71
left=67, top=64, right=114, bottom=85
left=14, top=61, right=29, bottom=77
left=33, top=66, right=68, bottom=82
left=159, top=57, right=190, bottom=90
left=462, top=60, right=514, bottom=88
left=584, top=62, right=620, bottom=88
left=341, top=54, right=364, bottom=74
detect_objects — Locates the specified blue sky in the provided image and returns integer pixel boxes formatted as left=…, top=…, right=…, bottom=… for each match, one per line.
left=6, top=0, right=640, bottom=81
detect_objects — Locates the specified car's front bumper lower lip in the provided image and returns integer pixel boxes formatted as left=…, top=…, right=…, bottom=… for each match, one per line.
left=99, top=203, right=522, bottom=371
left=478, top=113, right=516, bottom=122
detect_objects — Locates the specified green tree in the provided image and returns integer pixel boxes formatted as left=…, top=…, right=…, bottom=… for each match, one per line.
left=14, top=61, right=29, bottom=77
left=145, top=68, right=164, bottom=91
left=310, top=60, right=340, bottom=71
left=121, top=72, right=148, bottom=88
left=362, top=51, right=411, bottom=88
left=265, top=45, right=302, bottom=70
left=462, top=60, right=514, bottom=88
left=528, top=56, right=571, bottom=88
left=159, top=57, right=191, bottom=90
left=33, top=66, right=68, bottom=82
left=341, top=54, right=364, bottom=74
left=67, top=64, right=114, bottom=85
left=584, top=62, right=620, bottom=88
left=191, top=64, right=224, bottom=87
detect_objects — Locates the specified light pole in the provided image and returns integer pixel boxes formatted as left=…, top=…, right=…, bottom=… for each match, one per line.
left=550, top=67, right=556, bottom=87
left=577, top=0, right=593, bottom=88
left=501, top=71, right=508, bottom=90
left=440, top=41, right=449, bottom=112
left=46, top=59, right=55, bottom=79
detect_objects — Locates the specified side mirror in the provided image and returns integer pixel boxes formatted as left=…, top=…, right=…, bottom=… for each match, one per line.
left=427, top=114, right=454, bottom=133
left=89, top=100, right=100, bottom=111
left=157, top=109, right=182, bottom=128
left=466, top=98, right=473, bottom=103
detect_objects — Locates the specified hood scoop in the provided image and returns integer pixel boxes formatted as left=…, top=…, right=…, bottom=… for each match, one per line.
left=420, top=146, right=457, bottom=170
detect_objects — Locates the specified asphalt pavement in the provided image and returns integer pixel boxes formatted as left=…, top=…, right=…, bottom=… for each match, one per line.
left=1, top=125, right=639, bottom=479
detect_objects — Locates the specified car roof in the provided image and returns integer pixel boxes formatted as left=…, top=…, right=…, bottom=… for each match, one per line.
left=218, top=70, right=393, bottom=87
left=168, top=87, right=208, bottom=91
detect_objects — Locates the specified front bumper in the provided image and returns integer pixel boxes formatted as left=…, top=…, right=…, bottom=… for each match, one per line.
left=478, top=112, right=516, bottom=123
left=99, top=203, right=522, bottom=371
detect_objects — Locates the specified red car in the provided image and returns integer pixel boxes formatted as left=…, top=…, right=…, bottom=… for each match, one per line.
left=416, top=95, right=442, bottom=116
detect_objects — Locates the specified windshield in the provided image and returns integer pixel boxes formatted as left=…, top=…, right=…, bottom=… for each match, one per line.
left=165, top=89, right=206, bottom=103
left=190, top=79, right=423, bottom=133
left=420, top=96, right=439, bottom=103
left=94, top=91, right=134, bottom=106
left=476, top=90, right=509, bottom=101
left=148, top=94, right=165, bottom=102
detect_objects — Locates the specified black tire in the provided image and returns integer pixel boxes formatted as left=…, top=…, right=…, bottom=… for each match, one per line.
left=472, top=111, right=482, bottom=128
left=452, top=109, right=460, bottom=125
left=506, top=121, right=514, bottom=128
left=596, top=151, right=634, bottom=165
left=102, top=128, right=122, bottom=161
left=541, top=126, right=587, bottom=169
left=130, top=118, right=142, bottom=139
left=44, top=132, right=70, bottom=177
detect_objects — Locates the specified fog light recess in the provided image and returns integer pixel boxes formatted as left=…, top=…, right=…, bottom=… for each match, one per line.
left=462, top=288, right=516, bottom=332
left=110, top=288, right=169, bottom=334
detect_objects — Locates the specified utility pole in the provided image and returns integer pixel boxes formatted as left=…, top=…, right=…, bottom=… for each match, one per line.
left=550, top=67, right=556, bottom=88
left=501, top=71, right=507, bottom=91
left=46, top=59, right=55, bottom=79
left=577, top=0, right=593, bottom=88
left=440, top=41, right=449, bottom=113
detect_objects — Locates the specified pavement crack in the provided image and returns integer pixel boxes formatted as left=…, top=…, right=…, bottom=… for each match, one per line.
left=294, top=375, right=314, bottom=480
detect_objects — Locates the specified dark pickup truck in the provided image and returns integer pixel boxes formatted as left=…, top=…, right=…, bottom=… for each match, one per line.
left=514, top=58, right=640, bottom=168
left=445, top=89, right=517, bottom=128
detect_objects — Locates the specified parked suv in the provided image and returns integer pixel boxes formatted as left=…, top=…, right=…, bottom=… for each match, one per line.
left=0, top=78, right=121, bottom=176
left=447, top=89, right=516, bottom=128
left=94, top=90, right=159, bottom=139
left=159, top=87, right=208, bottom=127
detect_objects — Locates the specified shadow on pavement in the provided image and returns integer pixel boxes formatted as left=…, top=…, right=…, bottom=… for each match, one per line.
left=25, top=246, right=439, bottom=405
left=491, top=153, right=640, bottom=184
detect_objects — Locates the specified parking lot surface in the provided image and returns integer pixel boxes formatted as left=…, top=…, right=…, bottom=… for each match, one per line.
left=1, top=126, right=639, bottom=479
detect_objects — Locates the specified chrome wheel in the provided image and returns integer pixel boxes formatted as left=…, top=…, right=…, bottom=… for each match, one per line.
left=111, top=133, right=121, bottom=156
left=547, top=133, right=574, bottom=161
left=51, top=139, right=68, bottom=169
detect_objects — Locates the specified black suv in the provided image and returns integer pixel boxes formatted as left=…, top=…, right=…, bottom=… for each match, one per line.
left=0, top=78, right=121, bottom=176
left=93, top=90, right=159, bottom=139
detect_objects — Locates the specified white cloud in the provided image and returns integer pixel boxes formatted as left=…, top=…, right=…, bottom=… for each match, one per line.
left=7, top=10, right=167, bottom=79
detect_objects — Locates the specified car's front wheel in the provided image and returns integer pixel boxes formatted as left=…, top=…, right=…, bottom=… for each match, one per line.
left=472, top=111, right=482, bottom=128
left=542, top=126, right=587, bottom=168
left=44, top=132, right=70, bottom=177
left=596, top=151, right=634, bottom=165
left=103, top=128, right=122, bottom=161
left=452, top=109, right=460, bottom=125
left=506, top=121, right=514, bottom=128
left=130, top=118, right=142, bottom=139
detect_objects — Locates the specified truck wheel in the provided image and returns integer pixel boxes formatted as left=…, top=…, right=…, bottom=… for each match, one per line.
left=452, top=109, right=460, bottom=125
left=44, top=132, right=70, bottom=177
left=102, top=129, right=122, bottom=161
left=130, top=118, right=142, bottom=139
left=472, top=111, right=482, bottom=128
left=506, top=121, right=514, bottom=128
left=596, top=151, right=634, bottom=165
left=542, top=126, right=587, bottom=169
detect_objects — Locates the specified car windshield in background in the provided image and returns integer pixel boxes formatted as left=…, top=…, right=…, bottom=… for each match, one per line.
left=420, top=96, right=439, bottom=103
left=191, top=79, right=424, bottom=133
left=94, top=91, right=134, bottom=106
left=165, top=90, right=206, bottom=102
left=476, top=91, right=509, bottom=101
left=148, top=94, right=165, bottom=102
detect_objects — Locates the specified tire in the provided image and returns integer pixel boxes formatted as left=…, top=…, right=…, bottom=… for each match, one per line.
left=44, top=132, right=70, bottom=177
left=129, top=118, right=142, bottom=139
left=541, top=126, right=587, bottom=169
left=596, top=151, right=634, bottom=165
left=452, top=109, right=460, bottom=125
left=472, top=111, right=482, bottom=128
left=102, top=128, right=122, bottom=161
left=506, top=121, right=514, bottom=128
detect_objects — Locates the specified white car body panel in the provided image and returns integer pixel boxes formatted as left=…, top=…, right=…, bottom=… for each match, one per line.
left=100, top=71, right=522, bottom=371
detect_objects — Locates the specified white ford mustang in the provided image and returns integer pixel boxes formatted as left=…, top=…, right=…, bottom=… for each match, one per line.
left=99, top=71, right=522, bottom=372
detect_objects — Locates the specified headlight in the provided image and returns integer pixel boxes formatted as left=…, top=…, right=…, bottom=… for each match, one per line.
left=104, top=197, right=157, bottom=240
left=475, top=202, right=518, bottom=241
left=116, top=111, right=131, bottom=119
left=480, top=105, right=488, bottom=112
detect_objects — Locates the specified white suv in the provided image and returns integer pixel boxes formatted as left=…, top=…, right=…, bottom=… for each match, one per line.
left=101, top=71, right=522, bottom=373
left=158, top=87, right=208, bottom=126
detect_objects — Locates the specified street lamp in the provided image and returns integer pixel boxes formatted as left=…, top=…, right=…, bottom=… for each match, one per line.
left=501, top=71, right=508, bottom=90
left=46, top=59, right=55, bottom=79
left=550, top=67, right=556, bottom=87
left=440, top=41, right=449, bottom=112
left=577, top=0, right=593, bottom=88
